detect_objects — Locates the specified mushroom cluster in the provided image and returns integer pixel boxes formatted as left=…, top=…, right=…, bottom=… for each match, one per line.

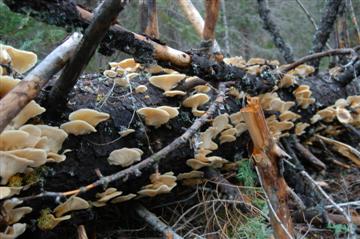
left=92, top=187, right=136, bottom=207
left=293, top=85, right=316, bottom=109
left=137, top=106, right=179, bottom=127
left=311, top=95, right=360, bottom=127
left=149, top=73, right=186, bottom=97
left=107, top=147, right=143, bottom=167
left=0, top=44, right=37, bottom=75
left=104, top=58, right=140, bottom=87
left=137, top=172, right=177, bottom=197
left=60, top=108, right=110, bottom=135
left=182, top=93, right=210, bottom=116
left=259, top=92, right=295, bottom=113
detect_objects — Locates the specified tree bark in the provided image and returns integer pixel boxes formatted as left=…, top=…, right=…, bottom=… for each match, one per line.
left=257, top=0, right=294, bottom=63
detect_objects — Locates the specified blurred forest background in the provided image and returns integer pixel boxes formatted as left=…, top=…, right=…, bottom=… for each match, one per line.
left=1, top=0, right=359, bottom=71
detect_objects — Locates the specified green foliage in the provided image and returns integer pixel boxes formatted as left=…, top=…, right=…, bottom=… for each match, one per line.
left=236, top=159, right=256, bottom=188
left=326, top=223, right=350, bottom=238
left=232, top=216, right=272, bottom=239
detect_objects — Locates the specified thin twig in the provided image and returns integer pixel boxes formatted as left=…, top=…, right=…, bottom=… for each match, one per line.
left=348, top=0, right=360, bottom=44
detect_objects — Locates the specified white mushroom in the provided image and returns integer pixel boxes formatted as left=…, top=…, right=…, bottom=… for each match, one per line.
left=108, top=148, right=143, bottom=167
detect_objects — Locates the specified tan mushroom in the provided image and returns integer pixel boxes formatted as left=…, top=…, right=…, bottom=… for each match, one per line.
left=110, top=58, right=139, bottom=72
left=53, top=196, right=90, bottom=217
left=149, top=74, right=185, bottom=93
left=0, top=187, right=22, bottom=200
left=108, top=148, right=143, bottom=167
left=60, top=120, right=97, bottom=136
left=137, top=107, right=170, bottom=127
left=46, top=152, right=66, bottom=163
left=36, top=125, right=68, bottom=153
left=19, top=124, right=41, bottom=137
left=0, top=130, right=39, bottom=150
left=234, top=123, right=248, bottom=136
left=295, top=122, right=310, bottom=136
left=279, top=74, right=296, bottom=88
left=111, top=193, right=137, bottom=204
left=157, top=106, right=179, bottom=119
left=114, top=77, right=129, bottom=87
left=182, top=93, right=210, bottom=116
left=194, top=85, right=211, bottom=93
left=103, top=69, right=117, bottom=78
left=8, top=148, right=47, bottom=167
left=220, top=135, right=236, bottom=144
left=311, top=107, right=336, bottom=124
left=198, top=127, right=218, bottom=150
left=162, top=90, right=187, bottom=97
left=1, top=199, right=32, bottom=224
left=137, top=172, right=177, bottom=197
left=293, top=64, right=315, bottom=77
left=10, top=101, right=45, bottom=128
left=0, top=152, right=33, bottom=184
left=229, top=112, right=244, bottom=125
left=186, top=158, right=211, bottom=170
left=69, top=109, right=110, bottom=127
left=223, top=56, right=246, bottom=68
left=177, top=171, right=204, bottom=180
left=96, top=188, right=123, bottom=203
left=135, top=85, right=148, bottom=93
left=0, top=76, right=20, bottom=98
left=0, top=223, right=27, bottom=239
left=347, top=95, right=360, bottom=109
left=3, top=45, right=37, bottom=73
left=118, top=128, right=135, bottom=137
left=247, top=57, right=265, bottom=65
left=336, top=107, right=353, bottom=124
left=279, top=111, right=301, bottom=122
left=212, top=114, right=232, bottom=135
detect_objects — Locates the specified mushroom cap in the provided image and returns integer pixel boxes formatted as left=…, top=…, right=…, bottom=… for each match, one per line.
left=220, top=128, right=237, bottom=137
left=0, top=223, right=27, bottom=239
left=230, top=112, right=244, bottom=125
left=336, top=107, right=353, bottom=124
left=149, top=74, right=185, bottom=91
left=199, top=127, right=218, bottom=150
left=0, top=187, right=22, bottom=200
left=0, top=76, right=20, bottom=98
left=2, top=199, right=32, bottom=224
left=54, top=196, right=90, bottom=217
left=8, top=148, right=47, bottom=167
left=103, top=69, right=117, bottom=78
left=247, top=57, right=266, bottom=65
left=118, top=128, right=135, bottom=137
left=135, top=85, right=148, bottom=93
left=137, top=107, right=170, bottom=127
left=220, top=135, right=236, bottom=144
left=157, top=106, right=179, bottom=119
left=69, top=108, right=110, bottom=127
left=279, top=74, right=296, bottom=88
left=163, top=90, right=186, bottom=97
left=19, top=124, right=41, bottom=137
left=194, top=85, right=211, bottom=93
left=0, top=130, right=39, bottom=150
left=110, top=58, right=139, bottom=71
left=3, top=45, right=37, bottom=73
left=36, top=125, right=68, bottom=153
left=107, top=148, right=143, bottom=167
left=235, top=123, right=248, bottom=136
left=347, top=95, right=360, bottom=109
left=186, top=159, right=211, bottom=170
left=111, top=193, right=137, bottom=204
left=279, top=111, right=301, bottom=122
left=182, top=93, right=210, bottom=116
left=0, top=152, right=33, bottom=184
left=334, top=98, right=348, bottom=108
left=294, top=64, right=315, bottom=76
left=295, top=122, right=310, bottom=136
left=114, top=77, right=129, bottom=87
left=137, top=184, right=175, bottom=197
left=46, top=152, right=66, bottom=163
left=297, top=97, right=316, bottom=109
left=11, top=101, right=46, bottom=128
left=60, top=120, right=97, bottom=136
left=212, top=114, right=232, bottom=135
left=149, top=172, right=176, bottom=186
left=223, top=56, right=246, bottom=68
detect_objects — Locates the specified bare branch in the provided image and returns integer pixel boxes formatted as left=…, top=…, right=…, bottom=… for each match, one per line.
left=257, top=0, right=294, bottom=63
left=220, top=0, right=230, bottom=56
left=0, top=33, right=82, bottom=133
left=47, top=0, right=126, bottom=107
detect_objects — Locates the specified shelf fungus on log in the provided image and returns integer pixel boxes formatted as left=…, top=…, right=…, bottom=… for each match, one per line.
left=107, top=148, right=143, bottom=167
left=137, top=172, right=177, bottom=197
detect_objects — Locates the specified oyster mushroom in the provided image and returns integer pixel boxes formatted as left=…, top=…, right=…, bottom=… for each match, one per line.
left=0, top=152, right=33, bottom=184
left=137, top=107, right=170, bottom=127
left=2, top=45, right=37, bottom=73
left=35, top=125, right=68, bottom=153
left=108, top=148, right=143, bottom=167
left=0, top=187, right=22, bottom=200
left=149, top=74, right=186, bottom=93
left=182, top=93, right=210, bottom=116
left=0, top=76, right=20, bottom=98
left=69, top=109, right=110, bottom=127
left=53, top=196, right=90, bottom=217
left=111, top=193, right=137, bottom=204
left=0, top=223, right=26, bottom=239
left=135, top=85, right=148, bottom=93
left=137, top=172, right=177, bottom=197
left=60, top=120, right=97, bottom=136
left=156, top=106, right=179, bottom=119
left=1, top=199, right=32, bottom=224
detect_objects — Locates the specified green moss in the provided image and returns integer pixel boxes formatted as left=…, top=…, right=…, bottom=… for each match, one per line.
left=37, top=209, right=55, bottom=231
left=8, top=174, right=23, bottom=187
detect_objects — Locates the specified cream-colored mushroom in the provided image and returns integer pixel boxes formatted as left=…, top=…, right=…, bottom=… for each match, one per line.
left=118, top=128, right=135, bottom=137
left=228, top=87, right=244, bottom=99
left=19, top=124, right=41, bottom=137
left=194, top=85, right=211, bottom=93
left=135, top=85, right=148, bottom=93
left=8, top=148, right=47, bottom=167
left=212, top=114, right=232, bottom=135
left=149, top=74, right=185, bottom=92
left=220, top=135, right=236, bottom=144
left=46, top=152, right=66, bottom=163
left=0, top=76, right=20, bottom=98
left=229, top=112, right=244, bottom=125
left=137, top=172, right=177, bottom=197
left=279, top=74, right=296, bottom=88
left=69, top=109, right=110, bottom=127
left=223, top=56, right=246, bottom=68
left=0, top=130, right=39, bottom=150
left=235, top=123, right=248, bottom=136
left=311, top=107, right=336, bottom=124
left=54, top=196, right=90, bottom=217
left=137, top=107, right=170, bottom=127
left=34, top=125, right=67, bottom=153
left=0, top=223, right=27, bottom=239
left=0, top=187, right=22, bottom=200
left=293, top=64, right=315, bottom=77
left=111, top=193, right=137, bottom=204
left=108, top=148, right=143, bottom=167
left=157, top=106, right=179, bottom=119
left=295, top=122, right=310, bottom=136
left=103, top=69, right=117, bottom=78
left=198, top=127, right=218, bottom=150
left=347, top=95, right=360, bottom=109
left=114, top=77, right=129, bottom=87
left=186, top=158, right=211, bottom=170
left=0, top=152, right=33, bottom=184
left=10, top=101, right=46, bottom=128
left=1, top=199, right=32, bottom=224
left=60, top=120, right=97, bottom=136
left=162, top=90, right=187, bottom=97
left=3, top=45, right=37, bottom=73
left=336, top=107, right=353, bottom=124
left=279, top=111, right=301, bottom=122
left=182, top=93, right=210, bottom=116
left=110, top=58, right=139, bottom=72
left=247, top=57, right=265, bottom=65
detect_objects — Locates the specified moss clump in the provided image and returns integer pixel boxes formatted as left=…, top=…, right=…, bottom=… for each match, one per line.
left=37, top=209, right=55, bottom=231
left=8, top=174, right=23, bottom=187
